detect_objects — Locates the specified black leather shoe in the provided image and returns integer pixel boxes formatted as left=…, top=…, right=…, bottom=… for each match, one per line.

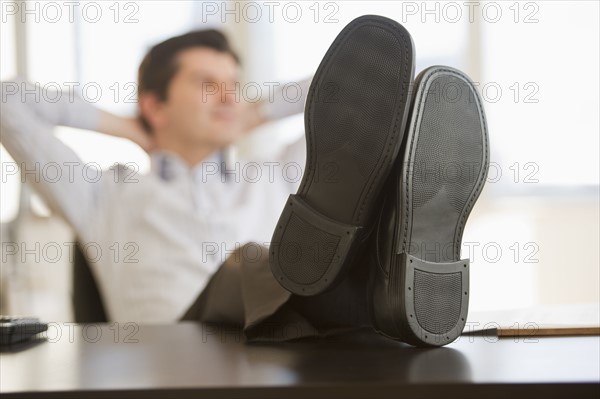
left=270, top=15, right=415, bottom=296
left=369, top=66, right=490, bottom=347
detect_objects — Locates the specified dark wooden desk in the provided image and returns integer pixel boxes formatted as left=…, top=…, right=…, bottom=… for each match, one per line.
left=1, top=322, right=598, bottom=398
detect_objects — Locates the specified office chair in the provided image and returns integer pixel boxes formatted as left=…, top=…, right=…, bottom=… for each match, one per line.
left=72, top=243, right=108, bottom=323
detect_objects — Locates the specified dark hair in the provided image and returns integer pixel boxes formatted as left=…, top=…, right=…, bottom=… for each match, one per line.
left=137, top=29, right=240, bottom=132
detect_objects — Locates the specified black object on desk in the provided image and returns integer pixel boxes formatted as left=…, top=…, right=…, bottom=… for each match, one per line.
left=1, top=322, right=598, bottom=398
left=0, top=316, right=48, bottom=345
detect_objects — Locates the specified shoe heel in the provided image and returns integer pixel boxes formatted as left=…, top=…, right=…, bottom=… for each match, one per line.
left=400, top=253, right=469, bottom=346
left=270, top=195, right=362, bottom=296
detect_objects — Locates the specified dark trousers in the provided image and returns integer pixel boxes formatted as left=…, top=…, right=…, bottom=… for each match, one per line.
left=181, top=243, right=373, bottom=342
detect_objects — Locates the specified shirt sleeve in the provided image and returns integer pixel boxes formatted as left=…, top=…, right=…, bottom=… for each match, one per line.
left=1, top=79, right=102, bottom=242
left=260, top=76, right=313, bottom=121
left=273, top=134, right=306, bottom=194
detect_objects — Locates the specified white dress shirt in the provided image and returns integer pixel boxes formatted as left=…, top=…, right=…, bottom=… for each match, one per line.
left=0, top=79, right=307, bottom=323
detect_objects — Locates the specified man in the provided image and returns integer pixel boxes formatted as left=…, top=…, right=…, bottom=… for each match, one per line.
left=2, top=16, right=489, bottom=347
left=1, top=29, right=308, bottom=328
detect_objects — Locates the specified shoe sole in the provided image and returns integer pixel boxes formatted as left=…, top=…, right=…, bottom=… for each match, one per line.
left=270, top=15, right=415, bottom=296
left=387, top=66, right=489, bottom=346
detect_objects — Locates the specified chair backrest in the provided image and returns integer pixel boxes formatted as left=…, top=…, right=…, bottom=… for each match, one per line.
left=73, top=243, right=108, bottom=323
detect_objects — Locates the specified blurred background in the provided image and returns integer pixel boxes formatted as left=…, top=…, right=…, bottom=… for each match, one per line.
left=1, top=0, right=598, bottom=322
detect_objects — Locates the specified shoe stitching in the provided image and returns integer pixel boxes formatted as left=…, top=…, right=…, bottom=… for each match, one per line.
left=356, top=24, right=410, bottom=223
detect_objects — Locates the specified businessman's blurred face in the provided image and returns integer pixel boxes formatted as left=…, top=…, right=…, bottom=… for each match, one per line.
left=151, top=47, right=244, bottom=148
